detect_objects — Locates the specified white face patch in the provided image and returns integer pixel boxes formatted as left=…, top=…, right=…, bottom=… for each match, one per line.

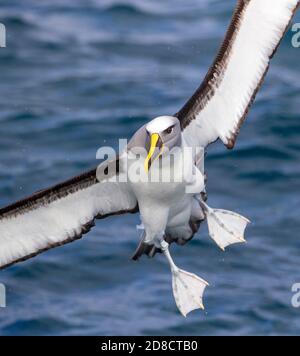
left=146, top=116, right=178, bottom=134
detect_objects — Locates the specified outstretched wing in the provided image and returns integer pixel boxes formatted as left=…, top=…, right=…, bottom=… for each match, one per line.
left=0, top=160, right=137, bottom=269
left=176, top=0, right=300, bottom=149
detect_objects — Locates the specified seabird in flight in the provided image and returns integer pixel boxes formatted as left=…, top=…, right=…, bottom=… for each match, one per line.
left=0, top=0, right=299, bottom=317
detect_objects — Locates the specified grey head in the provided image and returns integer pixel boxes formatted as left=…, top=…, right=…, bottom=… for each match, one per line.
left=127, top=116, right=181, bottom=172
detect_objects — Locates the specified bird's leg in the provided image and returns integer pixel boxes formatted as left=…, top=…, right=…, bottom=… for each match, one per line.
left=160, top=240, right=209, bottom=317
left=132, top=229, right=162, bottom=261
left=198, top=198, right=250, bottom=251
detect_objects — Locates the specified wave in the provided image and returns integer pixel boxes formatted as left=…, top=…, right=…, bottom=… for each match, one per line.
left=210, top=145, right=293, bottom=161
left=101, top=4, right=152, bottom=18
left=2, top=13, right=37, bottom=29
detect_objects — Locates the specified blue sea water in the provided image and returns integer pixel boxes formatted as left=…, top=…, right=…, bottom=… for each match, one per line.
left=0, top=0, right=300, bottom=336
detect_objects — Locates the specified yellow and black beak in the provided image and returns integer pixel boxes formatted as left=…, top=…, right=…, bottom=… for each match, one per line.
left=144, top=133, right=163, bottom=172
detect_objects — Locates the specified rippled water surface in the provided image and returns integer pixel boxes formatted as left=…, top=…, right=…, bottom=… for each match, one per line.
left=0, top=0, right=300, bottom=336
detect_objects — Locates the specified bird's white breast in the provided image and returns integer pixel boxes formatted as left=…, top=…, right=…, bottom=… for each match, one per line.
left=123, top=141, right=205, bottom=237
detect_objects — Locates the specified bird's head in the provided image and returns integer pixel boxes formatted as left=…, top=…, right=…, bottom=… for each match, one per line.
left=144, top=116, right=181, bottom=172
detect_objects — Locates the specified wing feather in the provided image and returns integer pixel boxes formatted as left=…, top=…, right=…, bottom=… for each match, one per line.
left=176, top=0, right=300, bottom=149
left=0, top=162, right=137, bottom=269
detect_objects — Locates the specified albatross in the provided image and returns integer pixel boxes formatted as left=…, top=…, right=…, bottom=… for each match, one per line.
left=0, top=0, right=299, bottom=317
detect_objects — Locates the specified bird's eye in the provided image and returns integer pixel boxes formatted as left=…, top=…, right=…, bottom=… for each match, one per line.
left=165, top=126, right=173, bottom=135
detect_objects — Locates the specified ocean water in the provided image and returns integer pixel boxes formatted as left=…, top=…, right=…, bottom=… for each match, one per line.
left=0, top=0, right=300, bottom=336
